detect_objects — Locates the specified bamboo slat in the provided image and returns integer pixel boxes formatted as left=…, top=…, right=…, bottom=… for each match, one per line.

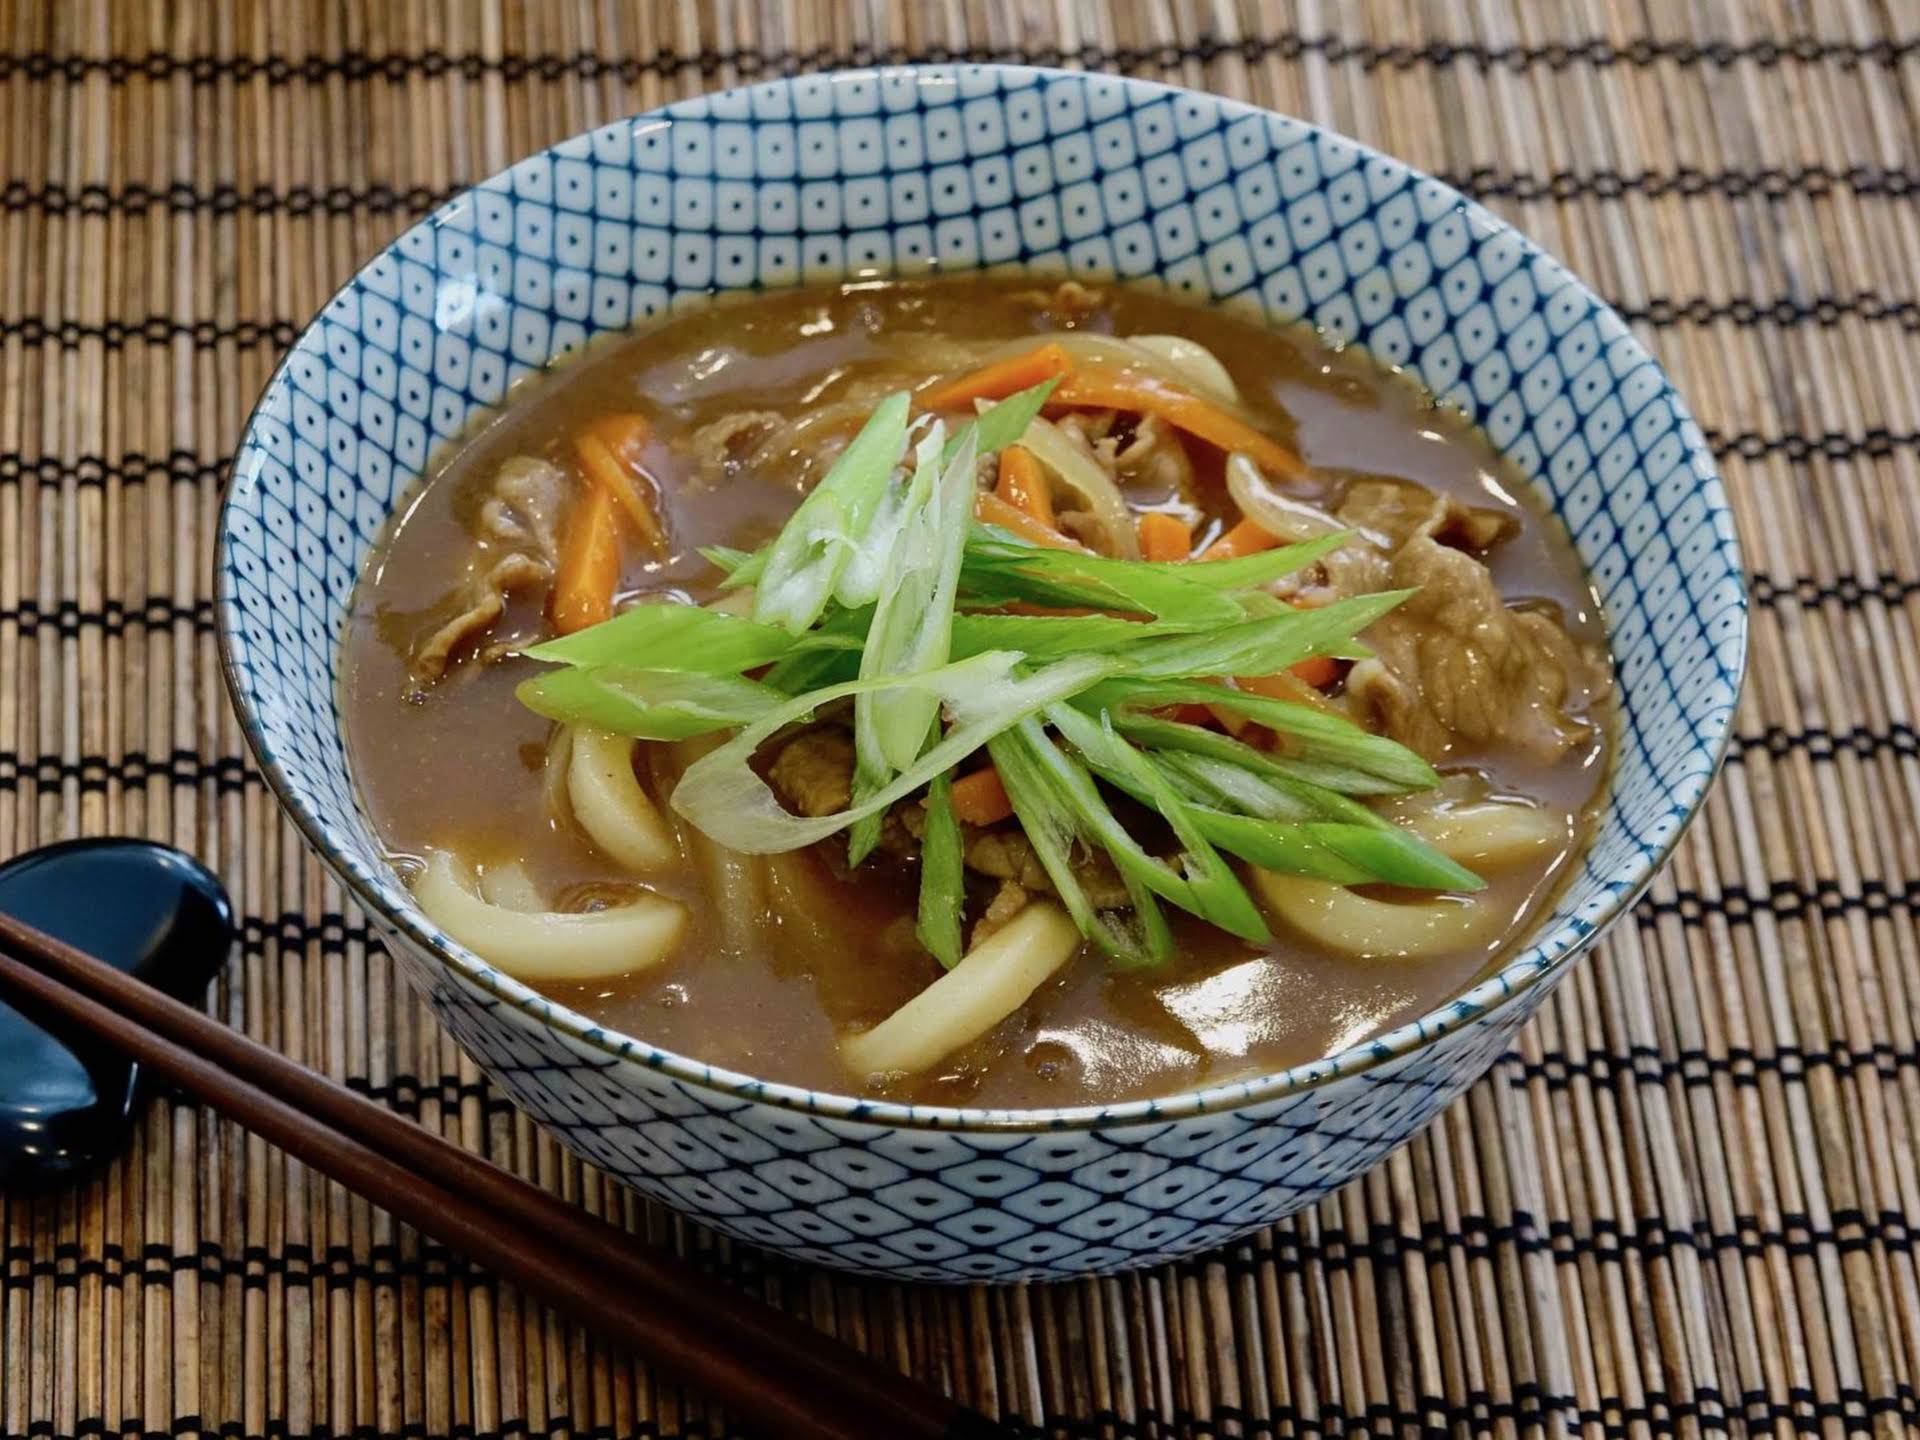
left=3, top=1, right=1918, bottom=1436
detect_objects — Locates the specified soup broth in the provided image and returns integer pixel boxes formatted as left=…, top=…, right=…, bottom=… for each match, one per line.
left=343, top=275, right=1611, bottom=1109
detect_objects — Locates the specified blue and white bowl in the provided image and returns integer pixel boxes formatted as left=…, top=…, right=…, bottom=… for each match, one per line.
left=218, top=65, right=1746, bottom=1282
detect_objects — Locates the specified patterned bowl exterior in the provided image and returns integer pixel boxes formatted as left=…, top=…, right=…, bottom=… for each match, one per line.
left=217, top=65, right=1746, bottom=1282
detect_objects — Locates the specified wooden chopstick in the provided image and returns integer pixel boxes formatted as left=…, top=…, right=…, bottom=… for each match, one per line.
left=0, top=910, right=1012, bottom=1440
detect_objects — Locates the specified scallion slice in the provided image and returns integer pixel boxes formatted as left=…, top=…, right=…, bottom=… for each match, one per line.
left=752, top=391, right=912, bottom=634
left=916, top=769, right=966, bottom=969
left=515, top=667, right=786, bottom=741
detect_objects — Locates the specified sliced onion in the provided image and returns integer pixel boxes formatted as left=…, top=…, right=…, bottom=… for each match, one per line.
left=1040, top=331, right=1173, bottom=375
left=1127, top=334, right=1239, bottom=404
left=1017, top=415, right=1142, bottom=559
left=886, top=334, right=994, bottom=373
left=1031, top=332, right=1256, bottom=417
left=1225, top=452, right=1342, bottom=545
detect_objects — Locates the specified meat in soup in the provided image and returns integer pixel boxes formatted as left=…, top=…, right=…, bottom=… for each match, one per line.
left=341, top=276, right=1612, bottom=1109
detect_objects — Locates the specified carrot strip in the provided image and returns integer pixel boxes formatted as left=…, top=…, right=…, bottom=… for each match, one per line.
left=1204, top=703, right=1252, bottom=736
left=949, top=766, right=1014, bottom=826
left=1285, top=655, right=1342, bottom=688
left=574, top=414, right=665, bottom=550
left=1000, top=602, right=1118, bottom=619
left=1236, top=669, right=1343, bottom=712
left=995, top=444, right=1054, bottom=527
left=1137, top=511, right=1194, bottom=562
left=920, top=342, right=1074, bottom=412
left=1198, top=518, right=1280, bottom=561
left=550, top=481, right=620, bottom=634
left=975, top=489, right=1088, bottom=551
left=1049, top=370, right=1305, bottom=481
left=587, top=412, right=650, bottom=464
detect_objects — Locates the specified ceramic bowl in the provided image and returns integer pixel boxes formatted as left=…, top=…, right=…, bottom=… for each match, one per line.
left=217, top=65, right=1746, bottom=1282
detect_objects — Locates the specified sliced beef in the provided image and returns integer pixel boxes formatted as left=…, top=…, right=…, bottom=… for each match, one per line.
left=1114, top=413, right=1194, bottom=496
left=1257, top=475, right=1598, bottom=762
left=688, top=410, right=784, bottom=485
left=1295, top=475, right=1516, bottom=606
left=965, top=827, right=1131, bottom=910
left=971, top=878, right=1033, bottom=947
left=767, top=727, right=856, bottom=817
left=1053, top=410, right=1118, bottom=462
left=1312, top=539, right=1393, bottom=602
left=1335, top=475, right=1516, bottom=554
left=962, top=826, right=1052, bottom=892
left=1345, top=534, right=1602, bottom=761
left=477, top=457, right=565, bottom=553
left=411, top=456, right=567, bottom=681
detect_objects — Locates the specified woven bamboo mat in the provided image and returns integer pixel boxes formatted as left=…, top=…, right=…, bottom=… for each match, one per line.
left=3, top=0, right=1919, bottom=1435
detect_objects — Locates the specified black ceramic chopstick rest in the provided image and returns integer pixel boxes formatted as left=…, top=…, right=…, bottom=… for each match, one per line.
left=0, top=839, right=233, bottom=1187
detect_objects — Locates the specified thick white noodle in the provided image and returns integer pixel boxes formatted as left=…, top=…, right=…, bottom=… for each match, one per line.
left=1255, top=800, right=1569, bottom=960
left=1252, top=870, right=1503, bottom=959
left=841, top=902, right=1080, bottom=1076
left=540, top=725, right=574, bottom=825
left=567, top=726, right=679, bottom=871
left=664, top=736, right=767, bottom=955
left=413, top=850, right=687, bottom=981
left=478, top=860, right=545, bottom=913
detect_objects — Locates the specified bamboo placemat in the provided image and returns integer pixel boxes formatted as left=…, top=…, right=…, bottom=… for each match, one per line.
left=3, top=0, right=1918, bottom=1435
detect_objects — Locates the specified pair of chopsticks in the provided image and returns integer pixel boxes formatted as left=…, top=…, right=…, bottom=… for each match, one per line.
left=0, top=910, right=1012, bottom=1440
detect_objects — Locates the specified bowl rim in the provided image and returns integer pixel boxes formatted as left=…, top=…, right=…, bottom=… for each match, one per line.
left=217, top=62, right=1748, bottom=1134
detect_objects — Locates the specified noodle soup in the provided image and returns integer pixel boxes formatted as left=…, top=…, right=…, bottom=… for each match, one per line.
left=342, top=275, right=1612, bottom=1109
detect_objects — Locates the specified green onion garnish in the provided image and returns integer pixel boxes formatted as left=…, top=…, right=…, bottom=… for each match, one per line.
left=511, top=380, right=1483, bottom=962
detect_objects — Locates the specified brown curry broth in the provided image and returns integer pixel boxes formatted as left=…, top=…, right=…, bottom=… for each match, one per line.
left=342, top=276, right=1610, bottom=1109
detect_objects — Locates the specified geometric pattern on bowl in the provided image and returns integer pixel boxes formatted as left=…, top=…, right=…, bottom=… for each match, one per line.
left=218, top=65, right=1746, bottom=1280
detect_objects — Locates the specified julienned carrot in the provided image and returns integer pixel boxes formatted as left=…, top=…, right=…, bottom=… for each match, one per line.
left=1001, top=602, right=1119, bottom=619
left=1205, top=703, right=1252, bottom=736
left=575, top=415, right=666, bottom=549
left=588, top=412, right=650, bottom=465
left=1198, top=518, right=1280, bottom=561
left=975, top=489, right=1088, bottom=551
left=1237, top=668, right=1342, bottom=710
left=949, top=766, right=1014, bottom=826
left=920, top=342, right=1074, bottom=412
left=996, top=445, right=1054, bottom=527
left=1049, top=371, right=1305, bottom=482
left=1205, top=666, right=1338, bottom=741
left=1285, top=656, right=1342, bottom=688
left=551, top=481, right=620, bottom=634
left=1137, top=511, right=1193, bottom=562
